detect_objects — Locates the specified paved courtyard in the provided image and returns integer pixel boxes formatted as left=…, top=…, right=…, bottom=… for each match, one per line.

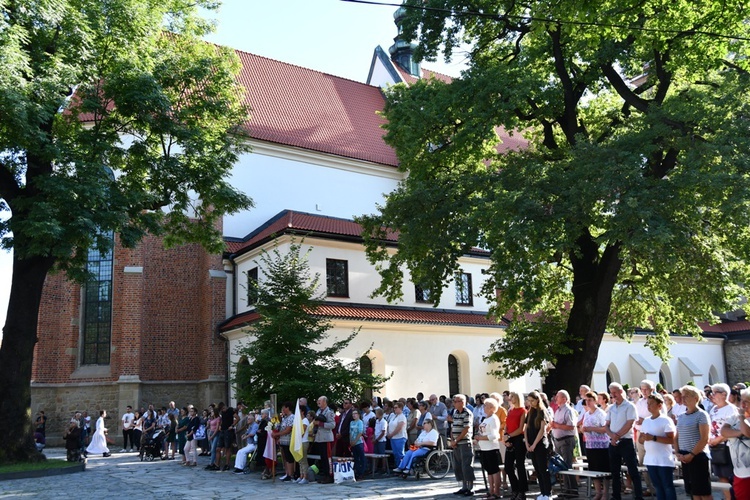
left=0, top=448, right=719, bottom=499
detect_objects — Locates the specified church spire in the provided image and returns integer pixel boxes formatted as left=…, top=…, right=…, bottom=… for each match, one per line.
left=388, top=6, right=420, bottom=77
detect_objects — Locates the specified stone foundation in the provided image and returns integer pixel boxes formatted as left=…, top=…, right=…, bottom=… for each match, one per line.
left=725, top=339, right=750, bottom=386
left=32, top=378, right=226, bottom=447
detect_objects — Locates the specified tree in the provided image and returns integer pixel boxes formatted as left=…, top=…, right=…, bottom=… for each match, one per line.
left=358, top=0, right=750, bottom=394
left=233, top=240, right=387, bottom=408
left=0, top=1, right=252, bottom=463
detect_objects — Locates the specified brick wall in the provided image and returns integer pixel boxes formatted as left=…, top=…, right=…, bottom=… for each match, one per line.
left=31, top=230, right=230, bottom=440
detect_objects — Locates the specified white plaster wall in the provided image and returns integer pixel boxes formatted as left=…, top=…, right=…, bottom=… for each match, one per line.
left=592, top=333, right=725, bottom=392
left=224, top=148, right=401, bottom=239
left=226, top=320, right=514, bottom=401
left=367, top=56, right=399, bottom=88
left=226, top=319, right=725, bottom=404
left=233, top=237, right=493, bottom=314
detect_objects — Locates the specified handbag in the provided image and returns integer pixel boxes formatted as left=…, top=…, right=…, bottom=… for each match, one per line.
left=194, top=425, right=206, bottom=440
left=710, top=443, right=732, bottom=466
left=333, top=459, right=356, bottom=484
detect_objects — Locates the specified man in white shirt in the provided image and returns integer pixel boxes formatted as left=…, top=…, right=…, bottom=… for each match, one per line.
left=552, top=390, right=578, bottom=496
left=605, top=383, right=644, bottom=500
left=121, top=406, right=135, bottom=452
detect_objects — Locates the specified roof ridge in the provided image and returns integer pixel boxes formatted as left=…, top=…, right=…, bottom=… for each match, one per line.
left=233, top=47, right=380, bottom=89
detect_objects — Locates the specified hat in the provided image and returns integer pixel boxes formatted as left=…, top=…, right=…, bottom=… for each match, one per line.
left=734, top=383, right=747, bottom=390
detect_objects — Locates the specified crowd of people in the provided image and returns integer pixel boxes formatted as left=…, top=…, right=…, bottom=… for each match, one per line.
left=47, top=380, right=750, bottom=500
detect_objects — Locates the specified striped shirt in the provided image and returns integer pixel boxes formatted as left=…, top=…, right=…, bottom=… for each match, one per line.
left=676, top=408, right=710, bottom=455
left=451, top=408, right=473, bottom=444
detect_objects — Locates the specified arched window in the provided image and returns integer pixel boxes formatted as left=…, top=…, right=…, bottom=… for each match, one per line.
left=359, top=356, right=373, bottom=401
left=659, top=370, right=667, bottom=391
left=81, top=231, right=114, bottom=365
left=606, top=369, right=614, bottom=388
left=448, top=354, right=460, bottom=396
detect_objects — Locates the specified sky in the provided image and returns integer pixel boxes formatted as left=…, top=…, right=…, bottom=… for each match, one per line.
left=0, top=0, right=467, bottom=334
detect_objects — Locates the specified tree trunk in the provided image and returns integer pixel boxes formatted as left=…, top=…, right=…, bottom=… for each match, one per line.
left=544, top=240, right=623, bottom=397
left=0, top=253, right=55, bottom=463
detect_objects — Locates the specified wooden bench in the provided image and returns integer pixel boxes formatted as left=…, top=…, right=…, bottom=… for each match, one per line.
left=364, top=453, right=390, bottom=478
left=558, top=469, right=611, bottom=499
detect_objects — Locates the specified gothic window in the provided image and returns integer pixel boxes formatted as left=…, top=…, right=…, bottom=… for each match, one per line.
left=81, top=233, right=114, bottom=365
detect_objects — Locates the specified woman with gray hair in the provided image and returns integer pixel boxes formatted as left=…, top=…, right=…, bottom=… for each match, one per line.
left=708, top=383, right=738, bottom=500
left=475, top=397, right=503, bottom=499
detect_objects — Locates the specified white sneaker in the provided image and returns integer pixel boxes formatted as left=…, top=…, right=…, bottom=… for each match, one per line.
left=297, top=478, right=309, bottom=484
left=393, top=468, right=402, bottom=473
left=279, top=474, right=288, bottom=481
left=119, top=449, right=126, bottom=453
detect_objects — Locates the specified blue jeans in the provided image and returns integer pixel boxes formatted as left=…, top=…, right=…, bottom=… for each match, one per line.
left=374, top=440, right=386, bottom=454
left=391, top=437, right=407, bottom=467
left=351, top=442, right=365, bottom=477
left=647, top=465, right=676, bottom=500
left=209, top=434, right=220, bottom=464
left=397, top=446, right=430, bottom=470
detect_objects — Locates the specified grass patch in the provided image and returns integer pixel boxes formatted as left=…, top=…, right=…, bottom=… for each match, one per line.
left=0, top=459, right=79, bottom=474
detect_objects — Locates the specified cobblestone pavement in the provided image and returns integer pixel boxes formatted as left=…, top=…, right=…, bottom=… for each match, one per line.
left=0, top=448, right=717, bottom=499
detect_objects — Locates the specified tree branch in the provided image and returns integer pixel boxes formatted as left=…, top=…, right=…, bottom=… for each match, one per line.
left=652, top=49, right=672, bottom=105
left=601, top=64, right=650, bottom=113
left=548, top=24, right=580, bottom=145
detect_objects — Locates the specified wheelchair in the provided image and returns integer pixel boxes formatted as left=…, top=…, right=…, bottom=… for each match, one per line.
left=402, top=439, right=452, bottom=480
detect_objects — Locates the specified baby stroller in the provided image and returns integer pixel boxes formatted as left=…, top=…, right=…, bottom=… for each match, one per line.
left=140, top=429, right=165, bottom=461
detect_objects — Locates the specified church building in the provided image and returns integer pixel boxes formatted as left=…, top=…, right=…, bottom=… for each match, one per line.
left=30, top=11, right=732, bottom=444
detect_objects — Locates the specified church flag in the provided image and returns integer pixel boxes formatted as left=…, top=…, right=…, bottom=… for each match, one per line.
left=263, top=422, right=276, bottom=462
left=290, top=398, right=304, bottom=462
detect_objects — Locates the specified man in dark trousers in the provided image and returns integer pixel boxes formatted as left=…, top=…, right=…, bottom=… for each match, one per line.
left=334, top=398, right=354, bottom=457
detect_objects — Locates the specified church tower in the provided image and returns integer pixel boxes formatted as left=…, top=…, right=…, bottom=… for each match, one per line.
left=388, top=7, right=421, bottom=76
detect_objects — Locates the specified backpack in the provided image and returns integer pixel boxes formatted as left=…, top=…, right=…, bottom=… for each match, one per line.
left=548, top=451, right=569, bottom=485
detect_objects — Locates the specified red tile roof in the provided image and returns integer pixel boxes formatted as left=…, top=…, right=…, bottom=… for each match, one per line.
left=699, top=320, right=750, bottom=334
left=223, top=210, right=492, bottom=258
left=219, top=302, right=506, bottom=333
left=394, top=62, right=454, bottom=85
left=225, top=210, right=398, bottom=255
left=235, top=51, right=399, bottom=166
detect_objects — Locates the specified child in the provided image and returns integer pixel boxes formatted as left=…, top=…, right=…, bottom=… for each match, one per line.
left=374, top=409, right=388, bottom=474
left=364, top=416, right=375, bottom=454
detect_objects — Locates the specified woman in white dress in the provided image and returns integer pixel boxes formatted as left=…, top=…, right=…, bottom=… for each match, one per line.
left=86, top=410, right=111, bottom=457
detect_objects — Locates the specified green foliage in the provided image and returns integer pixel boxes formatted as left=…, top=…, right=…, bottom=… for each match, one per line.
left=359, top=0, right=750, bottom=381
left=233, top=240, right=387, bottom=408
left=0, top=0, right=253, bottom=280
